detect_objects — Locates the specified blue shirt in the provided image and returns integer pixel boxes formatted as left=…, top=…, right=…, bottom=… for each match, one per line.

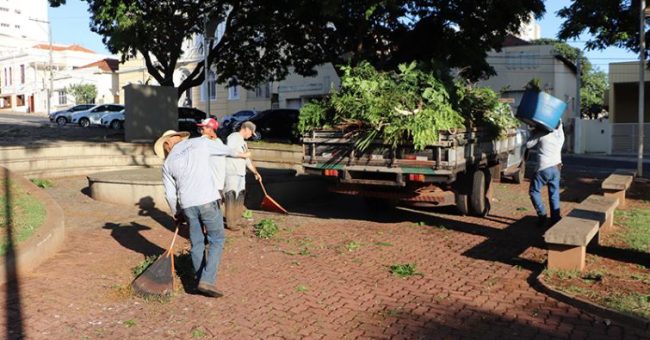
left=162, top=137, right=236, bottom=215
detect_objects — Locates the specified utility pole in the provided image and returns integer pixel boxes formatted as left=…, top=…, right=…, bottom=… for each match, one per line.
left=639, top=1, right=646, bottom=177
left=575, top=50, right=581, bottom=154
left=29, top=17, right=53, bottom=116
left=203, top=16, right=210, bottom=118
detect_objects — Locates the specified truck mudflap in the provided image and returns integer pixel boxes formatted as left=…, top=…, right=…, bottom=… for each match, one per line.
left=329, top=184, right=456, bottom=205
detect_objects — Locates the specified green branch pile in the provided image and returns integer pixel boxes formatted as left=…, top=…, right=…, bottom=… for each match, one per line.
left=298, top=61, right=518, bottom=151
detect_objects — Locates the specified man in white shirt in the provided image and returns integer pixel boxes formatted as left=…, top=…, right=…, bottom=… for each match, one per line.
left=156, top=129, right=249, bottom=298
left=197, top=118, right=227, bottom=199
left=526, top=122, right=565, bottom=228
left=224, top=121, right=261, bottom=230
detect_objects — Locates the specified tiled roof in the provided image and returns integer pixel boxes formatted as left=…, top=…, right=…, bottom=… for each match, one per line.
left=77, top=58, right=119, bottom=72
left=32, top=44, right=96, bottom=54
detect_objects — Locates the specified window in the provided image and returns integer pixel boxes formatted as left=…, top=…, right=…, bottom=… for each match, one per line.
left=58, top=90, right=67, bottom=105
left=8, top=67, right=11, bottom=85
left=3, top=68, right=6, bottom=86
left=16, top=94, right=24, bottom=106
left=0, top=23, right=9, bottom=28
left=20, top=65, right=24, bottom=84
left=255, top=83, right=270, bottom=98
left=0, top=7, right=8, bottom=12
left=228, top=86, right=239, bottom=100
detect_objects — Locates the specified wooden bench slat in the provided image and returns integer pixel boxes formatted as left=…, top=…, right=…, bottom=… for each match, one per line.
left=543, top=216, right=599, bottom=246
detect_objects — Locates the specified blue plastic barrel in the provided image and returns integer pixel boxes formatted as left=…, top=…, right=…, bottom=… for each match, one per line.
left=516, top=90, right=567, bottom=131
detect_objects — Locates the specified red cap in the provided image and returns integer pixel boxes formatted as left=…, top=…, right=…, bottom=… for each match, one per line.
left=197, top=118, right=219, bottom=130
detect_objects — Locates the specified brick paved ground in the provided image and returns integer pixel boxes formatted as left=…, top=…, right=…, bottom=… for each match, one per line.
left=1, top=170, right=648, bottom=339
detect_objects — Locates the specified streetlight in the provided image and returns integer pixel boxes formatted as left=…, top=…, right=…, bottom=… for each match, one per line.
left=29, top=17, right=53, bottom=116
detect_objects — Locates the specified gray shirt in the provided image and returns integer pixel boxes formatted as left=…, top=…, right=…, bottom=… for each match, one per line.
left=526, top=123, right=565, bottom=172
left=226, top=132, right=252, bottom=176
left=162, top=137, right=236, bottom=215
left=204, top=136, right=227, bottom=191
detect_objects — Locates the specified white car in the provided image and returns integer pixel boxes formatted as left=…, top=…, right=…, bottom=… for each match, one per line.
left=70, top=104, right=125, bottom=127
left=101, top=110, right=125, bottom=129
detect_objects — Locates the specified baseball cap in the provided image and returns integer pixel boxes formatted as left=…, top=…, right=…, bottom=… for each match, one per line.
left=197, top=118, right=219, bottom=130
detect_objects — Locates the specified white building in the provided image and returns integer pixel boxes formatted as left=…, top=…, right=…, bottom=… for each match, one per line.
left=515, top=14, right=541, bottom=41
left=0, top=0, right=49, bottom=43
left=0, top=43, right=115, bottom=113
left=53, top=58, right=119, bottom=109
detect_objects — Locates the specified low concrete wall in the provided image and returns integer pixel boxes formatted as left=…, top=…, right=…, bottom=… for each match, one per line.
left=88, top=167, right=328, bottom=213
left=0, top=166, right=65, bottom=285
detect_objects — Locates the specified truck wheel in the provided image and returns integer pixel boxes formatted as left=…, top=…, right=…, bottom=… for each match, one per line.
left=469, top=169, right=490, bottom=217
left=455, top=193, right=469, bottom=215
left=513, top=160, right=525, bottom=184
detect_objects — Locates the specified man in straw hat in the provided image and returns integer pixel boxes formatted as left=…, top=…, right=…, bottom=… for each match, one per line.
left=155, top=129, right=249, bottom=297
left=224, top=121, right=261, bottom=230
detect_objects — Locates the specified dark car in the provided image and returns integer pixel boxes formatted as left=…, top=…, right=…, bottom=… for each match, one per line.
left=49, top=104, right=96, bottom=126
left=178, top=107, right=216, bottom=136
left=231, top=108, right=300, bottom=143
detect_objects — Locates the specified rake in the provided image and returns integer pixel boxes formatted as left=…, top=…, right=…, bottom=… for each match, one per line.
left=258, top=178, right=288, bottom=214
left=131, top=224, right=180, bottom=297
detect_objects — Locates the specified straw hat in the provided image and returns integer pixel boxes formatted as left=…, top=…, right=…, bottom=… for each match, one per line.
left=154, top=130, right=190, bottom=159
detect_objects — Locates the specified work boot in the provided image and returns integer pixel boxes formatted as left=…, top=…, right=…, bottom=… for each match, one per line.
left=223, top=191, right=239, bottom=231
left=236, top=190, right=247, bottom=227
left=197, top=282, right=224, bottom=298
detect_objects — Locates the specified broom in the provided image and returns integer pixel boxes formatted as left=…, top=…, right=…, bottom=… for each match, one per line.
left=258, top=178, right=288, bottom=214
left=131, top=223, right=180, bottom=297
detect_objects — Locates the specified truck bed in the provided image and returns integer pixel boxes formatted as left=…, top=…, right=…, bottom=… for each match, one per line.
left=303, top=128, right=523, bottom=183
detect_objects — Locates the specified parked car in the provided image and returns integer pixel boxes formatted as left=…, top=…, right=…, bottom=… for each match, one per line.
left=71, top=104, right=125, bottom=127
left=178, top=107, right=216, bottom=136
left=221, top=110, right=257, bottom=126
left=226, top=109, right=300, bottom=142
left=101, top=109, right=125, bottom=129
left=49, top=104, right=95, bottom=126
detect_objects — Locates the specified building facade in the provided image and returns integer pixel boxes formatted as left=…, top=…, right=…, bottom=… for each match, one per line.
left=0, top=44, right=115, bottom=113
left=479, top=36, right=579, bottom=124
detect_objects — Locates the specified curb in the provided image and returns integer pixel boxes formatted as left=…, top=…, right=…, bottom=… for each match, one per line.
left=534, top=272, right=650, bottom=332
left=0, top=166, right=65, bottom=285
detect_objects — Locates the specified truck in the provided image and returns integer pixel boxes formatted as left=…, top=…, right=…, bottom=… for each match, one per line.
left=302, top=127, right=528, bottom=216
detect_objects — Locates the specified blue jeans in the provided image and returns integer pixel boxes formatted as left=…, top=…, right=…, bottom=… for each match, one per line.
left=182, top=201, right=225, bottom=286
left=529, top=165, right=561, bottom=220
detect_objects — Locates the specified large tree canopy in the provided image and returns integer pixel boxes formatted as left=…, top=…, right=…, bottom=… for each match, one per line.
left=50, top=0, right=545, bottom=98
left=557, top=0, right=644, bottom=52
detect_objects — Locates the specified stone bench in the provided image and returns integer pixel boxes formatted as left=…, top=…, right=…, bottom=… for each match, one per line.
left=569, top=195, right=619, bottom=233
left=601, top=169, right=635, bottom=208
left=544, top=216, right=599, bottom=271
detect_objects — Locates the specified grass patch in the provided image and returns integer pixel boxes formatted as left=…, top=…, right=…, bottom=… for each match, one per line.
left=254, top=218, right=279, bottom=239
left=29, top=178, right=53, bottom=189
left=544, top=269, right=581, bottom=280
left=516, top=207, right=528, bottom=211
left=615, top=209, right=650, bottom=252
left=242, top=209, right=253, bottom=219
left=131, top=255, right=158, bottom=278
left=345, top=240, right=361, bottom=252
left=191, top=327, right=206, bottom=338
left=123, top=319, right=137, bottom=328
left=0, top=179, right=47, bottom=255
left=389, top=263, right=421, bottom=278
left=374, top=241, right=393, bottom=247
left=602, top=292, right=650, bottom=319
left=295, top=284, right=308, bottom=292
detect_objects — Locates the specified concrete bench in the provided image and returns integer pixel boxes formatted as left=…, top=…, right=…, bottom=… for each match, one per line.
left=544, top=216, right=599, bottom=271
left=601, top=169, right=635, bottom=208
left=569, top=194, right=619, bottom=233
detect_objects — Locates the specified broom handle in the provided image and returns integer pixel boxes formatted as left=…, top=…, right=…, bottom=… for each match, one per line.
left=166, top=224, right=180, bottom=257
left=258, top=177, right=268, bottom=196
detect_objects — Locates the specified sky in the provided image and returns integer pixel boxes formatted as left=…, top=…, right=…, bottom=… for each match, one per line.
left=49, top=0, right=640, bottom=71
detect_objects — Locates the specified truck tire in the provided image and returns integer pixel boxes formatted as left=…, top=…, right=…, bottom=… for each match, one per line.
left=513, top=160, right=525, bottom=184
left=455, top=193, right=469, bottom=215
left=469, top=169, right=490, bottom=217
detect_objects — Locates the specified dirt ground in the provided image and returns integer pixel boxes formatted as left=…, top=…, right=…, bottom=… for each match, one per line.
left=0, top=167, right=648, bottom=339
